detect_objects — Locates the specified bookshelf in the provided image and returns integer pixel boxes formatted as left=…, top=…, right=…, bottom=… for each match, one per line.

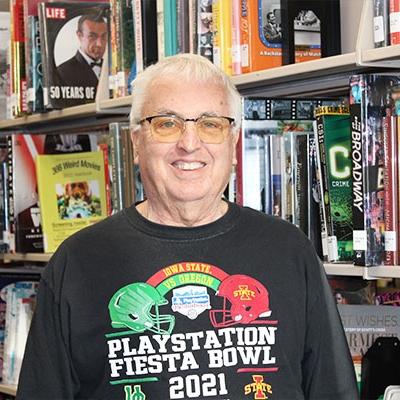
left=0, top=0, right=399, bottom=395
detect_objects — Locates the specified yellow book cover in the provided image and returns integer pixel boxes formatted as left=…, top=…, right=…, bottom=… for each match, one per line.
left=35, top=150, right=107, bottom=253
left=212, top=0, right=232, bottom=76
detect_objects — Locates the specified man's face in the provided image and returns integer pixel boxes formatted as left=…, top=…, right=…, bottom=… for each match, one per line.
left=132, top=77, right=239, bottom=213
left=77, top=19, right=107, bottom=60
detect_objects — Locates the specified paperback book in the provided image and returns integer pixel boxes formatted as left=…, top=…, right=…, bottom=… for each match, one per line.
left=39, top=1, right=110, bottom=109
left=35, top=150, right=108, bottom=253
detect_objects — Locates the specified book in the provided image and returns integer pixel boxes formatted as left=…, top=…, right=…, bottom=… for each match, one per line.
left=35, top=149, right=108, bottom=253
left=315, top=105, right=353, bottom=263
left=196, top=0, right=213, bottom=62
left=0, top=11, right=10, bottom=121
left=212, top=0, right=232, bottom=76
left=139, top=0, right=158, bottom=69
left=7, top=133, right=99, bottom=253
left=23, top=0, right=46, bottom=114
left=230, top=0, right=242, bottom=75
left=240, top=0, right=282, bottom=73
left=162, top=0, right=178, bottom=57
left=280, top=0, right=341, bottom=65
left=0, top=272, right=41, bottom=382
left=2, top=280, right=39, bottom=385
left=237, top=97, right=342, bottom=214
left=383, top=114, right=398, bottom=265
left=109, top=121, right=135, bottom=213
left=39, top=1, right=110, bottom=109
left=374, top=0, right=390, bottom=48
left=390, top=0, right=400, bottom=45
left=117, top=0, right=136, bottom=96
left=337, top=304, right=400, bottom=389
left=10, top=0, right=28, bottom=117
left=350, top=74, right=400, bottom=266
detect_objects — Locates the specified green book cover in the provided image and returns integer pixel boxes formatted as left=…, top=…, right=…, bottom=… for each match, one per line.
left=316, top=106, right=353, bottom=262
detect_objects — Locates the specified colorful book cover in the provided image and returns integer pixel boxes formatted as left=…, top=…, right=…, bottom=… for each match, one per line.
left=0, top=11, right=10, bottom=121
left=280, top=0, right=341, bottom=65
left=350, top=74, right=400, bottom=266
left=240, top=0, right=282, bottom=74
left=39, top=1, right=110, bottom=109
left=315, top=105, right=353, bottom=263
left=36, top=150, right=108, bottom=253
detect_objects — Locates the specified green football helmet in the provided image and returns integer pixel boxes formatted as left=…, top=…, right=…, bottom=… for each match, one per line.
left=108, top=282, right=175, bottom=334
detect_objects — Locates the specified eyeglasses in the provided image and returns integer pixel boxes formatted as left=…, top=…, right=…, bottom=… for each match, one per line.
left=139, top=115, right=235, bottom=143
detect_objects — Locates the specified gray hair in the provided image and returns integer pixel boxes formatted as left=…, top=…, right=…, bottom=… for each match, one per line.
left=129, top=53, right=242, bottom=133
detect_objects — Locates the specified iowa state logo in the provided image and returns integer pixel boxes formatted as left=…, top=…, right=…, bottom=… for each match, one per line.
left=244, top=375, right=273, bottom=399
left=171, top=285, right=211, bottom=319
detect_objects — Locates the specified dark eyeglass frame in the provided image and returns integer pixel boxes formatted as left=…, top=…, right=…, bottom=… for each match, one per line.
left=139, top=114, right=236, bottom=143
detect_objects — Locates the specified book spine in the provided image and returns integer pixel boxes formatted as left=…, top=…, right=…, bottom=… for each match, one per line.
left=133, top=0, right=143, bottom=74
left=383, top=114, right=398, bottom=265
left=374, top=0, right=390, bottom=47
left=230, top=0, right=242, bottom=75
left=156, top=0, right=164, bottom=60
left=176, top=0, right=190, bottom=53
left=350, top=76, right=368, bottom=266
left=141, top=0, right=158, bottom=68
left=196, top=0, right=213, bottom=62
left=163, top=0, right=177, bottom=57
left=109, top=122, right=127, bottom=212
left=26, top=16, right=44, bottom=113
left=98, top=143, right=112, bottom=217
left=212, top=0, right=232, bottom=76
left=109, top=0, right=119, bottom=98
left=350, top=75, right=387, bottom=267
left=390, top=0, right=400, bottom=45
left=240, top=0, right=251, bottom=73
left=10, top=0, right=28, bottom=117
left=118, top=0, right=136, bottom=96
left=6, top=136, right=15, bottom=253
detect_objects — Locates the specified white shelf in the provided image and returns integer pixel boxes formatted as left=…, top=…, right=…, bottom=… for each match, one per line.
left=0, top=383, right=17, bottom=396
left=324, top=263, right=400, bottom=280
left=0, top=252, right=52, bottom=263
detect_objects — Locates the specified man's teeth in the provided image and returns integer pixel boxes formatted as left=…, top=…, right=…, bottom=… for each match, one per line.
left=175, top=162, right=205, bottom=170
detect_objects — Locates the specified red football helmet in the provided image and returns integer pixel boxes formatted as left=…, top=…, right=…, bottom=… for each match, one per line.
left=210, top=274, right=272, bottom=328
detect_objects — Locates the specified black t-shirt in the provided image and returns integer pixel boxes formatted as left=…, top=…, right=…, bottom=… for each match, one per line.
left=17, top=202, right=358, bottom=399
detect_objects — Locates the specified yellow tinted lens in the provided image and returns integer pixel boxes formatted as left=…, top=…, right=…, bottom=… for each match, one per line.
left=151, top=116, right=184, bottom=142
left=197, top=117, right=230, bottom=143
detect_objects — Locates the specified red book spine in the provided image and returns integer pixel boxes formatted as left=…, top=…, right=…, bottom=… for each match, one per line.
left=390, top=0, right=400, bottom=44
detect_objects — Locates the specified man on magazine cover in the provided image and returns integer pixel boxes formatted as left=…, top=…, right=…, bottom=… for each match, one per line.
left=56, top=11, right=108, bottom=103
left=263, top=12, right=282, bottom=44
